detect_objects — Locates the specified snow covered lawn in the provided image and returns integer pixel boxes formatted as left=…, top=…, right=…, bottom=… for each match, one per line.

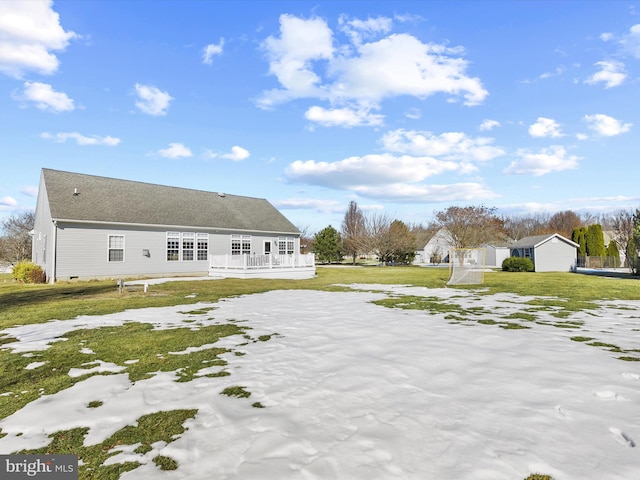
left=1, top=284, right=639, bottom=479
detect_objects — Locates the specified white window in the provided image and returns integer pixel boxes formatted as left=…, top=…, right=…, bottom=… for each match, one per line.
left=278, top=236, right=295, bottom=255
left=231, top=235, right=251, bottom=255
left=108, top=235, right=125, bottom=262
left=197, top=233, right=208, bottom=260
left=182, top=232, right=195, bottom=261
left=167, top=232, right=180, bottom=261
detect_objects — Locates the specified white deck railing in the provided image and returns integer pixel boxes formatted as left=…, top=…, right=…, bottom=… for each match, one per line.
left=209, top=253, right=315, bottom=270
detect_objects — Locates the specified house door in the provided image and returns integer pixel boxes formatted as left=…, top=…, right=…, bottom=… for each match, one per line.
left=264, top=241, right=271, bottom=255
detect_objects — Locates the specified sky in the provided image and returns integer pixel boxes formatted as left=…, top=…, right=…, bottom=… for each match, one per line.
left=1, top=0, right=640, bottom=233
left=1, top=284, right=639, bottom=479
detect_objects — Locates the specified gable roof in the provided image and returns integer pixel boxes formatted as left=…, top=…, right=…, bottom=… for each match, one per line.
left=41, top=168, right=299, bottom=234
left=511, top=233, right=579, bottom=249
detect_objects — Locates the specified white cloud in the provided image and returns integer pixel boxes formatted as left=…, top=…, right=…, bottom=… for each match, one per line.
left=203, top=38, right=224, bottom=64
left=0, top=0, right=77, bottom=78
left=258, top=15, right=487, bottom=115
left=479, top=119, right=500, bottom=131
left=528, top=117, right=563, bottom=138
left=503, top=145, right=580, bottom=176
left=329, top=33, right=487, bottom=106
left=258, top=14, right=334, bottom=108
left=205, top=146, right=251, bottom=161
left=381, top=129, right=505, bottom=162
left=272, top=198, right=344, bottom=213
left=40, top=132, right=120, bottom=146
left=158, top=143, right=192, bottom=159
left=305, top=105, right=384, bottom=127
left=620, top=24, right=640, bottom=59
left=585, top=60, right=626, bottom=88
left=584, top=113, right=632, bottom=136
left=20, top=185, right=39, bottom=197
left=0, top=196, right=18, bottom=207
left=350, top=182, right=497, bottom=203
left=134, top=84, right=173, bottom=116
left=16, top=81, right=74, bottom=112
left=222, top=146, right=250, bottom=161
left=286, top=153, right=462, bottom=190
left=338, top=15, right=393, bottom=46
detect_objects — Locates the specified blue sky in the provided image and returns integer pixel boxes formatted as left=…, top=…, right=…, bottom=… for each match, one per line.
left=1, top=0, right=639, bottom=233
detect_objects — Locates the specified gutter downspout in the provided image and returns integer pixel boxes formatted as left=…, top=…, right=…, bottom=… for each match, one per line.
left=50, top=220, right=57, bottom=284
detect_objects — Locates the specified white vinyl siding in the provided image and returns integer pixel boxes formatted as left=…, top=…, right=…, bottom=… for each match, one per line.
left=108, top=235, right=125, bottom=262
left=231, top=235, right=251, bottom=255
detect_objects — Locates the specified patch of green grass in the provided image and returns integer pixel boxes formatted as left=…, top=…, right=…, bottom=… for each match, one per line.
left=372, top=295, right=489, bottom=316
left=587, top=341, right=623, bottom=352
left=502, top=312, right=537, bottom=321
left=252, top=402, right=265, bottom=408
left=0, top=322, right=244, bottom=420
left=87, top=400, right=103, bottom=408
left=153, top=455, right=179, bottom=471
left=18, top=409, right=197, bottom=478
left=524, top=475, right=554, bottom=480
left=221, top=385, right=251, bottom=398
left=571, top=336, right=594, bottom=342
left=618, top=356, right=640, bottom=361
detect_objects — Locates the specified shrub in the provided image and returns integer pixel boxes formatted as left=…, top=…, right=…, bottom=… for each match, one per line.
left=502, top=256, right=534, bottom=272
left=11, top=260, right=46, bottom=283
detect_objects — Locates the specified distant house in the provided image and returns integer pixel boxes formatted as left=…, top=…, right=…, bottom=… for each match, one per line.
left=415, top=228, right=452, bottom=264
left=509, top=233, right=578, bottom=272
left=32, top=169, right=314, bottom=283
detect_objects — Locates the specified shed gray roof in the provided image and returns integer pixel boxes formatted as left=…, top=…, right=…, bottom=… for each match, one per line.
left=511, top=233, right=578, bottom=249
left=41, top=169, right=299, bottom=234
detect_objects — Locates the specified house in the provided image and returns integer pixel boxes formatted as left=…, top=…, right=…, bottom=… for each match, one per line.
left=415, top=228, right=452, bottom=264
left=509, top=233, right=578, bottom=272
left=32, top=169, right=315, bottom=282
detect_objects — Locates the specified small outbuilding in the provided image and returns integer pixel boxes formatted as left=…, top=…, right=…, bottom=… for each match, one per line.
left=509, top=233, right=578, bottom=272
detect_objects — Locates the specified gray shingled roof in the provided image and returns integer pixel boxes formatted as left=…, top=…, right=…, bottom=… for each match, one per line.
left=42, top=169, right=299, bottom=234
left=511, top=233, right=578, bottom=248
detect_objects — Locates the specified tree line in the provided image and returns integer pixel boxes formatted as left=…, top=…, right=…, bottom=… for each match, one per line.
left=2, top=206, right=640, bottom=272
left=307, top=203, right=640, bottom=271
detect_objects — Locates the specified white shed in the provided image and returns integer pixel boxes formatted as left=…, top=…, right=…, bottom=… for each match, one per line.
left=510, top=233, right=578, bottom=272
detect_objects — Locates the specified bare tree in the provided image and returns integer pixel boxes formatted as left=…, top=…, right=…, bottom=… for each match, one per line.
left=612, top=209, right=635, bottom=267
left=547, top=210, right=583, bottom=238
left=409, top=222, right=440, bottom=250
left=341, top=201, right=367, bottom=264
left=0, top=211, right=35, bottom=265
left=502, top=213, right=550, bottom=240
left=296, top=224, right=314, bottom=254
left=435, top=205, right=505, bottom=250
left=363, top=211, right=393, bottom=263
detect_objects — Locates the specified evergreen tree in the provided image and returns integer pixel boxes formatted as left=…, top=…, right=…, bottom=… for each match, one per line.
left=571, top=227, right=587, bottom=257
left=312, top=225, right=342, bottom=264
left=585, top=224, right=606, bottom=257
left=606, top=241, right=621, bottom=268
left=388, top=220, right=417, bottom=264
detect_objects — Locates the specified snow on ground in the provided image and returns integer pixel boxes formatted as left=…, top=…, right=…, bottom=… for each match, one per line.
left=1, top=285, right=640, bottom=480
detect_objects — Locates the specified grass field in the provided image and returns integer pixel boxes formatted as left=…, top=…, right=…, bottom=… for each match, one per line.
left=1, top=266, right=639, bottom=479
